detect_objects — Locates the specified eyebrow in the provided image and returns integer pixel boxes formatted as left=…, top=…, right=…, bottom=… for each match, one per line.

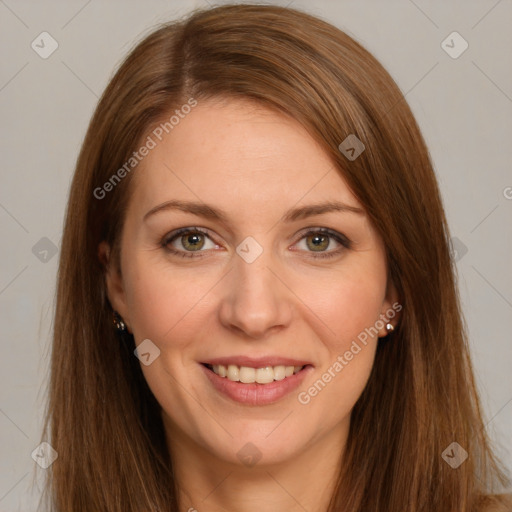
left=143, top=199, right=365, bottom=223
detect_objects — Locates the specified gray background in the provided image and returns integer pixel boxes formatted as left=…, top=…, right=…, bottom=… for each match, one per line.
left=1, top=0, right=511, bottom=509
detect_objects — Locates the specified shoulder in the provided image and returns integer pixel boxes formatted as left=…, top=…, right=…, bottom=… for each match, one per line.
left=477, top=493, right=512, bottom=512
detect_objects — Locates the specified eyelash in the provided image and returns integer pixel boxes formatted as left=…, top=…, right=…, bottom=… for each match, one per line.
left=161, top=227, right=351, bottom=260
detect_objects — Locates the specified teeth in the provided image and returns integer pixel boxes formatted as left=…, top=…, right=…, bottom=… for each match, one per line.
left=227, top=364, right=239, bottom=382
left=210, top=364, right=305, bottom=383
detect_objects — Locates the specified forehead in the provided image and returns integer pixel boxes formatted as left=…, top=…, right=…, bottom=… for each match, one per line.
left=128, top=98, right=361, bottom=219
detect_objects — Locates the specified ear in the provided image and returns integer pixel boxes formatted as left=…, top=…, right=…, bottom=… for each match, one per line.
left=377, top=278, right=402, bottom=338
left=98, top=241, right=132, bottom=333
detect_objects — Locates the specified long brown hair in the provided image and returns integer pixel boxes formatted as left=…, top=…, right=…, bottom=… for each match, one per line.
left=40, top=4, right=510, bottom=511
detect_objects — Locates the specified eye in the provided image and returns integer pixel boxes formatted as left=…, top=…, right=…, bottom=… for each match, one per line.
left=162, top=227, right=219, bottom=258
left=293, top=228, right=351, bottom=259
left=161, top=226, right=351, bottom=260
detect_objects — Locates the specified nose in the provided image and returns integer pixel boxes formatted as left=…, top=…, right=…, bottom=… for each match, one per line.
left=217, top=246, right=293, bottom=339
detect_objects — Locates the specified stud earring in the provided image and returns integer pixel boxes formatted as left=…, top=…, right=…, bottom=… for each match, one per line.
left=113, top=311, right=127, bottom=332
left=385, top=322, right=394, bottom=333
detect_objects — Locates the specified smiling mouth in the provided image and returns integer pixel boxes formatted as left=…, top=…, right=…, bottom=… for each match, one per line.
left=202, top=363, right=309, bottom=384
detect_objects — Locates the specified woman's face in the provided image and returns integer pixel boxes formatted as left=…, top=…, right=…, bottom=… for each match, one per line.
left=103, top=97, right=398, bottom=468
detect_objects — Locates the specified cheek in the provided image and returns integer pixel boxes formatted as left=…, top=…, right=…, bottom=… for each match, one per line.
left=295, top=263, right=385, bottom=403
left=336, top=281, right=382, bottom=341
left=122, top=252, right=219, bottom=346
left=299, top=266, right=387, bottom=349
left=297, top=277, right=382, bottom=417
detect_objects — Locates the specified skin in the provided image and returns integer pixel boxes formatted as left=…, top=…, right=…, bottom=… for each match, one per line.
left=100, top=97, right=400, bottom=512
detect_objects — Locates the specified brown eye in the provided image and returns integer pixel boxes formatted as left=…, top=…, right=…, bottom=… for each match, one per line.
left=181, top=232, right=205, bottom=251
left=293, top=228, right=351, bottom=260
left=163, top=227, right=218, bottom=257
left=305, top=233, right=330, bottom=252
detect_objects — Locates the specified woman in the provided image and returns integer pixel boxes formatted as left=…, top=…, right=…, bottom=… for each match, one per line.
left=41, top=3, right=511, bottom=511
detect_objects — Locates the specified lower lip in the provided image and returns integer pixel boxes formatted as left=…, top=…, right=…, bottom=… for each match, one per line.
left=201, top=364, right=313, bottom=406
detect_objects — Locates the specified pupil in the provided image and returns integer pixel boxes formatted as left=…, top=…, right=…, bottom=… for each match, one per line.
left=308, top=234, right=328, bottom=251
left=183, top=233, right=204, bottom=250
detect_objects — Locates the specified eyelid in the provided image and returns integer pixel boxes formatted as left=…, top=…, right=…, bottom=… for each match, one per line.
left=290, top=227, right=351, bottom=259
left=162, top=226, right=220, bottom=253
left=293, top=226, right=350, bottom=247
left=161, top=226, right=351, bottom=258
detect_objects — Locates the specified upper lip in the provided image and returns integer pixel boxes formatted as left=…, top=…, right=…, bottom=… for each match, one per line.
left=202, top=356, right=313, bottom=368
